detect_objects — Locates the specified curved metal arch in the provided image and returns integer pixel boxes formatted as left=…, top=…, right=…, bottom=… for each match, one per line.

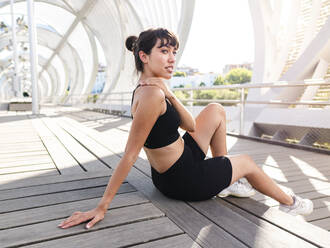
left=0, top=0, right=74, bottom=14
left=0, top=27, right=84, bottom=99
left=176, top=0, right=195, bottom=64
left=39, top=74, right=49, bottom=98
left=83, top=0, right=124, bottom=96
left=78, top=22, right=98, bottom=95
left=40, top=69, right=53, bottom=97
left=1, top=0, right=99, bottom=100
left=0, top=53, right=51, bottom=99
left=1, top=0, right=196, bottom=102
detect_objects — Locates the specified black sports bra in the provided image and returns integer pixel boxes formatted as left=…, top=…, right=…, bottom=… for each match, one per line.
left=131, top=85, right=181, bottom=149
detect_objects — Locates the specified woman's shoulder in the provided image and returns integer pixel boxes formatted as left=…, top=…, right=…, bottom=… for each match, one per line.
left=135, top=85, right=165, bottom=102
left=131, top=86, right=166, bottom=117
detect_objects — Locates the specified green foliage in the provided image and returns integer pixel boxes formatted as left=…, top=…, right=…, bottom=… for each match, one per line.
left=173, top=71, right=186, bottom=77
left=87, top=94, right=99, bottom=103
left=173, top=68, right=252, bottom=106
left=225, top=68, right=251, bottom=84
left=174, top=90, right=190, bottom=105
left=213, top=75, right=225, bottom=85
left=173, top=84, right=184, bottom=88
left=193, top=89, right=241, bottom=106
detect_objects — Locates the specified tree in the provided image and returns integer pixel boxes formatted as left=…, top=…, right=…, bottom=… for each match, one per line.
left=213, top=75, right=225, bottom=85
left=225, top=68, right=252, bottom=84
left=199, top=82, right=206, bottom=87
left=173, top=71, right=186, bottom=77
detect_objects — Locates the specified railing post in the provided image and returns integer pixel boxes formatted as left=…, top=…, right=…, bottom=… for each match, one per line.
left=27, top=0, right=39, bottom=114
left=239, top=87, right=245, bottom=135
left=121, top=92, right=124, bottom=115
left=189, top=89, right=193, bottom=112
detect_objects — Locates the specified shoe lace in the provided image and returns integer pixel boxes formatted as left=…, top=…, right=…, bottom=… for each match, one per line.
left=298, top=198, right=307, bottom=209
left=235, top=180, right=252, bottom=191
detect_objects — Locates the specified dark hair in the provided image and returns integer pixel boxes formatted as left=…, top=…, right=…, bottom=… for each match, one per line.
left=125, top=28, right=179, bottom=72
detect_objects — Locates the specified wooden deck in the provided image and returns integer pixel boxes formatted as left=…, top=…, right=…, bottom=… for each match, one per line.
left=0, top=106, right=329, bottom=247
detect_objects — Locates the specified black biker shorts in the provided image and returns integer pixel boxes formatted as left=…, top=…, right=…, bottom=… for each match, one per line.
left=151, top=132, right=232, bottom=201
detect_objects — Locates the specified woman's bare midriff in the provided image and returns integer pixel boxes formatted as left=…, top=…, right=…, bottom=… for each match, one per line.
left=143, top=136, right=184, bottom=173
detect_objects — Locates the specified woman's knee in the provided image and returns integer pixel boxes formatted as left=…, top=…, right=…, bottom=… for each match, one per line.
left=206, top=103, right=226, bottom=118
left=230, top=154, right=257, bottom=176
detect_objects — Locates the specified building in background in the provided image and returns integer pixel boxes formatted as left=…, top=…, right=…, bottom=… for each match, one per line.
left=170, top=72, right=219, bottom=88
left=222, top=62, right=253, bottom=75
left=92, top=64, right=106, bottom=94
left=175, top=66, right=199, bottom=76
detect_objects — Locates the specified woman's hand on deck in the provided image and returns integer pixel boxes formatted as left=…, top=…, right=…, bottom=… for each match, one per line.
left=58, top=207, right=106, bottom=229
left=140, top=77, right=173, bottom=98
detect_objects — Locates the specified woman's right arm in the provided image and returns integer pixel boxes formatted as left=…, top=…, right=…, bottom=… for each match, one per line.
left=58, top=87, right=165, bottom=229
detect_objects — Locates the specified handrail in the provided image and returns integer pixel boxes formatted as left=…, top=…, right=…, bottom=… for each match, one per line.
left=61, top=79, right=330, bottom=98
left=39, top=79, right=330, bottom=136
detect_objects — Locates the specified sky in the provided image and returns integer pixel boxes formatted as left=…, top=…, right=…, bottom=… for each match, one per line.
left=178, top=0, right=255, bottom=74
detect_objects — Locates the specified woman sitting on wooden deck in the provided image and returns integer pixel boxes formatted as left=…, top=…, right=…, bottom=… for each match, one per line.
left=58, top=28, right=313, bottom=230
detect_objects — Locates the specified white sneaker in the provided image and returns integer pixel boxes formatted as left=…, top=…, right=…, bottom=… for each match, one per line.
left=279, top=194, right=313, bottom=216
left=218, top=179, right=256, bottom=198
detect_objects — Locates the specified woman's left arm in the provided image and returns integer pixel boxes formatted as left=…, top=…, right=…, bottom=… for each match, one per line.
left=140, top=78, right=195, bottom=132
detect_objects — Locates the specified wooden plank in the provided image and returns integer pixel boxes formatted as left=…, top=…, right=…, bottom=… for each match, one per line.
left=260, top=162, right=330, bottom=176
left=0, top=170, right=59, bottom=183
left=283, top=178, right=330, bottom=193
left=31, top=118, right=85, bottom=175
left=310, top=218, right=330, bottom=231
left=255, top=179, right=330, bottom=204
left=0, top=163, right=55, bottom=175
left=0, top=154, right=51, bottom=164
left=0, top=171, right=111, bottom=190
left=0, top=150, right=48, bottom=159
left=224, top=197, right=330, bottom=247
left=0, top=204, right=167, bottom=247
left=0, top=138, right=41, bottom=144
left=233, top=153, right=330, bottom=169
left=29, top=218, right=179, bottom=248
left=259, top=159, right=330, bottom=172
left=0, top=146, right=46, bottom=154
left=131, top=234, right=202, bottom=248
left=0, top=176, right=111, bottom=201
left=0, top=141, right=43, bottom=149
left=312, top=196, right=330, bottom=209
left=41, top=117, right=109, bottom=172
left=0, top=182, right=134, bottom=214
left=0, top=191, right=149, bottom=230
left=304, top=205, right=330, bottom=222
left=263, top=167, right=330, bottom=183
left=299, top=188, right=330, bottom=201
left=192, top=199, right=316, bottom=248
left=56, top=117, right=119, bottom=169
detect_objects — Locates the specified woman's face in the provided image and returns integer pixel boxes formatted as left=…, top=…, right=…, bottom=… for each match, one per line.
left=142, top=39, right=177, bottom=79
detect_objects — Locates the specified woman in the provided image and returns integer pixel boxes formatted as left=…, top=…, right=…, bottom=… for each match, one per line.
left=58, top=28, right=313, bottom=230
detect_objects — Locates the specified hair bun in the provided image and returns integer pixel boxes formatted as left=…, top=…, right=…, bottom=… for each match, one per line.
left=125, top=36, right=138, bottom=52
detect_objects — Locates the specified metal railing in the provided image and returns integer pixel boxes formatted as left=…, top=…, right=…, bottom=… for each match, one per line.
left=41, top=79, right=330, bottom=138
left=171, top=79, right=330, bottom=134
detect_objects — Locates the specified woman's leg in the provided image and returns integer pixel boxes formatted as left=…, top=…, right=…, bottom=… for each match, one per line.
left=228, top=154, right=293, bottom=205
left=189, top=104, right=311, bottom=211
left=189, top=103, right=254, bottom=198
left=187, top=103, right=227, bottom=157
